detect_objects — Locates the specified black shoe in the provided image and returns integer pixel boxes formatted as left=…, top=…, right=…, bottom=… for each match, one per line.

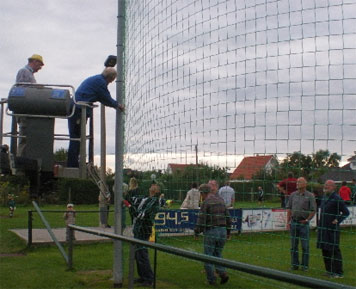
left=134, top=278, right=145, bottom=284
left=207, top=280, right=217, bottom=286
left=105, top=225, right=111, bottom=228
left=220, top=273, right=229, bottom=284
left=139, top=280, right=153, bottom=287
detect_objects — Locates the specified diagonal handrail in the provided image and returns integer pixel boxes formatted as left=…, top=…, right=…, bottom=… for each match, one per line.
left=32, top=201, right=68, bottom=264
left=68, top=225, right=355, bottom=289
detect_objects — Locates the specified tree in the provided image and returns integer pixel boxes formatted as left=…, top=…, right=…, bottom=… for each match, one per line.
left=280, top=152, right=312, bottom=179
left=54, top=148, right=68, bottom=162
left=280, top=150, right=341, bottom=181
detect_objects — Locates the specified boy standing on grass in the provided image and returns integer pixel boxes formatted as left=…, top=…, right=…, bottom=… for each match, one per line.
left=8, top=194, right=16, bottom=218
left=129, top=184, right=161, bottom=287
left=64, top=204, right=76, bottom=242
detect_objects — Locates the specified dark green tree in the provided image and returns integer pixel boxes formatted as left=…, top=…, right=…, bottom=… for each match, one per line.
left=53, top=148, right=68, bottom=162
left=279, top=150, right=341, bottom=181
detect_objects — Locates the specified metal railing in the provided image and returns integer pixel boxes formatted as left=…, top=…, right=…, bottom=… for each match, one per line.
left=27, top=202, right=113, bottom=248
left=67, top=225, right=354, bottom=289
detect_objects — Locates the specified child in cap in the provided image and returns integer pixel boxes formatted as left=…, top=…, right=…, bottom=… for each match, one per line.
left=64, top=203, right=76, bottom=242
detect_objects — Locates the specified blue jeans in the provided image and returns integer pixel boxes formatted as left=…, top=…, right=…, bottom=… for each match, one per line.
left=135, top=246, right=154, bottom=283
left=290, top=221, right=310, bottom=269
left=67, top=107, right=82, bottom=168
left=203, top=227, right=227, bottom=282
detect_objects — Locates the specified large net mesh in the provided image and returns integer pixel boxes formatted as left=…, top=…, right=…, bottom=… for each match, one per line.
left=123, top=0, right=356, bottom=287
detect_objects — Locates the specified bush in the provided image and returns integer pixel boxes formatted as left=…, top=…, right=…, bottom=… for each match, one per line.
left=56, top=178, right=100, bottom=204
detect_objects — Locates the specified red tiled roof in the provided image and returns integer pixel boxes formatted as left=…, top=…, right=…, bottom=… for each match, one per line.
left=167, top=163, right=195, bottom=173
left=230, top=155, right=274, bottom=180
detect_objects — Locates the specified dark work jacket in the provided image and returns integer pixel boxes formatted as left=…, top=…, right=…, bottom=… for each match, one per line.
left=317, top=192, right=350, bottom=251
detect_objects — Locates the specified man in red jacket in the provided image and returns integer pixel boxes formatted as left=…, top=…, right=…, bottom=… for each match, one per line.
left=338, top=181, right=351, bottom=205
left=279, top=172, right=297, bottom=207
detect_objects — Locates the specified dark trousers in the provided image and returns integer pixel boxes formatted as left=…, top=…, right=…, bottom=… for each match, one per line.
left=322, top=248, right=343, bottom=275
left=67, top=108, right=84, bottom=168
left=135, top=247, right=154, bottom=282
left=290, top=221, right=310, bottom=269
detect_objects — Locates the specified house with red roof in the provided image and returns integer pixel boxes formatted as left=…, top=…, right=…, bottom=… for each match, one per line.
left=167, top=163, right=196, bottom=174
left=230, top=155, right=277, bottom=180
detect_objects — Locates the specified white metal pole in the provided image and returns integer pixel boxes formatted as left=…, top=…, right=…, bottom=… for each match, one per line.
left=100, top=104, right=106, bottom=194
left=113, top=0, right=126, bottom=287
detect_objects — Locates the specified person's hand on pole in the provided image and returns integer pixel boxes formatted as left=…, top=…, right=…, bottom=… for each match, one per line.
left=117, top=104, right=125, bottom=112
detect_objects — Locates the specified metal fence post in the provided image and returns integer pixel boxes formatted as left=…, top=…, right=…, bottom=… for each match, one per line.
left=27, top=210, right=33, bottom=247
left=128, top=243, right=135, bottom=289
left=79, top=106, right=87, bottom=179
left=153, top=248, right=157, bottom=289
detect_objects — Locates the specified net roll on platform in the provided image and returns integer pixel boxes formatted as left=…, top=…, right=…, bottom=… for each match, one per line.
left=8, top=86, right=71, bottom=116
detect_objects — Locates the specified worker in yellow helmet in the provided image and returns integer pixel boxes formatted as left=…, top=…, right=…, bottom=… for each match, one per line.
left=16, top=54, right=44, bottom=84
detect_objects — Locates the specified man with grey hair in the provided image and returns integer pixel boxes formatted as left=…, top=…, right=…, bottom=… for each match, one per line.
left=317, top=180, right=349, bottom=278
left=195, top=182, right=231, bottom=285
left=16, top=54, right=44, bottom=84
left=67, top=67, right=124, bottom=167
left=286, top=177, right=316, bottom=271
left=15, top=54, right=45, bottom=157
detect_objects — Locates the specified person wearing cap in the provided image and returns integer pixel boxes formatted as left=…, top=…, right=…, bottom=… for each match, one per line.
left=67, top=67, right=125, bottom=167
left=16, top=54, right=44, bottom=84
left=14, top=54, right=45, bottom=158
left=64, top=203, right=76, bottom=242
left=194, top=182, right=231, bottom=286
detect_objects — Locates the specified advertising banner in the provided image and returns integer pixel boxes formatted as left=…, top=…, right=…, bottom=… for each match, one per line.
left=154, top=206, right=356, bottom=235
left=155, top=209, right=242, bottom=234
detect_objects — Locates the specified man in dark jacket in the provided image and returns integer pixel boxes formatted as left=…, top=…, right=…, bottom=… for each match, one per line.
left=67, top=67, right=124, bottom=167
left=317, top=180, right=350, bottom=278
left=194, top=182, right=231, bottom=285
left=130, top=183, right=161, bottom=287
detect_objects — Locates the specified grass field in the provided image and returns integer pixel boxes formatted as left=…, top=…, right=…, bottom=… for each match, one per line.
left=0, top=203, right=355, bottom=289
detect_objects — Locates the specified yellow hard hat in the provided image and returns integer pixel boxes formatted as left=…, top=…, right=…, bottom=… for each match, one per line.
left=28, top=54, right=44, bottom=65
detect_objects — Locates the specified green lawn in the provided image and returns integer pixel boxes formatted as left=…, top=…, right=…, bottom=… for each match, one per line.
left=1, top=204, right=355, bottom=288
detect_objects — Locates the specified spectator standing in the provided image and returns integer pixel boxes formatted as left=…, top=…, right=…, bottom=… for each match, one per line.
left=64, top=203, right=76, bottom=242
left=277, top=184, right=286, bottom=208
left=67, top=67, right=124, bottom=167
left=127, top=177, right=140, bottom=200
left=159, top=193, right=166, bottom=207
left=99, top=190, right=112, bottom=228
left=180, top=182, right=200, bottom=209
left=352, top=179, right=356, bottom=205
left=15, top=54, right=45, bottom=157
left=257, top=186, right=264, bottom=206
left=126, top=177, right=140, bottom=224
left=218, top=181, right=235, bottom=208
left=338, top=181, right=352, bottom=205
left=317, top=180, right=350, bottom=278
left=194, top=182, right=231, bottom=285
left=131, top=184, right=161, bottom=287
left=279, top=172, right=297, bottom=207
left=286, top=177, right=316, bottom=271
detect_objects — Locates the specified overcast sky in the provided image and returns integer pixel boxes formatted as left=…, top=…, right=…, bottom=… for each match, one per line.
left=1, top=0, right=356, bottom=172
left=1, top=0, right=119, bottom=167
